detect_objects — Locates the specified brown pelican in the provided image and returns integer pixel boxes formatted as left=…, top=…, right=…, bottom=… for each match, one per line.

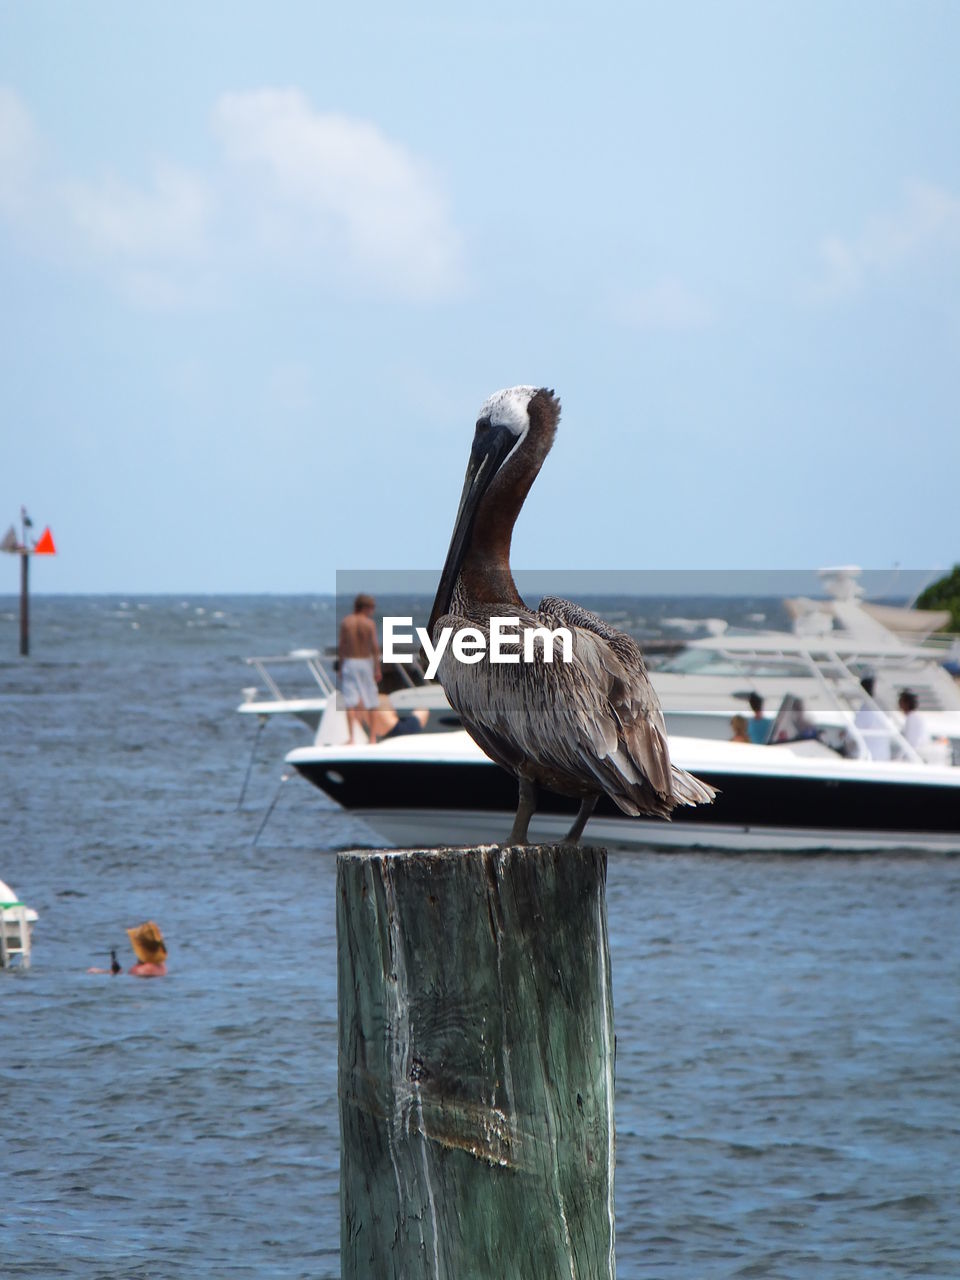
left=427, top=385, right=715, bottom=844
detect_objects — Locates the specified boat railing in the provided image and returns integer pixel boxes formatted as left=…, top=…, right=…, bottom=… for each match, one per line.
left=704, top=643, right=927, bottom=763
left=812, top=649, right=924, bottom=764
left=242, top=650, right=337, bottom=704
left=241, top=647, right=430, bottom=707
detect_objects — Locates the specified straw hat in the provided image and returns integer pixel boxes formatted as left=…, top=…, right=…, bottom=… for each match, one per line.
left=126, top=921, right=167, bottom=964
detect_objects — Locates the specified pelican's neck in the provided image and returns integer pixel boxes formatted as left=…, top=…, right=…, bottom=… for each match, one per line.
left=461, top=397, right=557, bottom=605
left=457, top=469, right=531, bottom=606
left=455, top=561, right=522, bottom=611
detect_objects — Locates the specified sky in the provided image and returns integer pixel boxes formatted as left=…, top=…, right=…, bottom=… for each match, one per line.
left=1, top=1, right=958, bottom=593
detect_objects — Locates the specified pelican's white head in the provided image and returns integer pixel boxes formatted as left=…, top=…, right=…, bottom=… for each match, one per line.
left=477, top=385, right=539, bottom=436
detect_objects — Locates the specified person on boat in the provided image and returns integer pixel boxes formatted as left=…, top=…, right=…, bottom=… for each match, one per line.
left=791, top=698, right=819, bottom=740
left=370, top=694, right=430, bottom=742
left=126, top=921, right=167, bottom=977
left=746, top=692, right=773, bottom=744
left=771, top=696, right=819, bottom=742
left=730, top=714, right=750, bottom=743
left=898, top=690, right=932, bottom=757
left=338, top=594, right=382, bottom=744
left=87, top=929, right=166, bottom=976
left=853, top=675, right=892, bottom=760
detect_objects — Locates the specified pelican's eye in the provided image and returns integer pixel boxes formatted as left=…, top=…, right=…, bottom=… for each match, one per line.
left=475, top=416, right=492, bottom=431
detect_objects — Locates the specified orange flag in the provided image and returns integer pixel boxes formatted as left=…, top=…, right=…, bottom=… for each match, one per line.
left=33, top=527, right=56, bottom=555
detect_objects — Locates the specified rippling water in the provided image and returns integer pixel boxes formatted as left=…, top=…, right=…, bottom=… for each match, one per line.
left=2, top=596, right=958, bottom=1278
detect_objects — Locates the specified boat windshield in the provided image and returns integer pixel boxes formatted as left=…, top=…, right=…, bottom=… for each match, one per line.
left=657, top=648, right=813, bottom=679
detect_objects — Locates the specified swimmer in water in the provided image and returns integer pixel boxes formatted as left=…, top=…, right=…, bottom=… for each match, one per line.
left=126, top=921, right=167, bottom=977
left=87, top=925, right=168, bottom=977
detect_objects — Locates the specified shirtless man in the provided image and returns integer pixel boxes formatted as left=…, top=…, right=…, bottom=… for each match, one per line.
left=338, top=593, right=382, bottom=743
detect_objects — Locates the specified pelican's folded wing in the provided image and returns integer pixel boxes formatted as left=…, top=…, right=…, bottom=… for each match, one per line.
left=539, top=596, right=715, bottom=809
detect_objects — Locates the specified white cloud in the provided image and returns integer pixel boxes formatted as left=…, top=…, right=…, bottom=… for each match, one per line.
left=810, top=181, right=960, bottom=301
left=613, top=277, right=713, bottom=331
left=62, top=162, right=212, bottom=259
left=211, top=89, right=463, bottom=300
left=0, top=85, right=463, bottom=306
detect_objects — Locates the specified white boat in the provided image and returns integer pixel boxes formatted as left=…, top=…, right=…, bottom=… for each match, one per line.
left=651, top=567, right=960, bottom=750
left=281, top=569, right=960, bottom=853
left=0, top=878, right=38, bottom=968
left=239, top=569, right=960, bottom=755
left=285, top=727, right=960, bottom=854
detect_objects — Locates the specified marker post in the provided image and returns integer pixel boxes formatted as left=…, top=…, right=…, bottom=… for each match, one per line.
left=1, top=509, right=56, bottom=656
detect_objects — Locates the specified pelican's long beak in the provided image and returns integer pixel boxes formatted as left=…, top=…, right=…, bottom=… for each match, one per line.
left=428, top=422, right=518, bottom=637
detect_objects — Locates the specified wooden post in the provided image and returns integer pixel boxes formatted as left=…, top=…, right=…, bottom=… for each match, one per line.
left=19, top=550, right=29, bottom=657
left=337, top=843, right=616, bottom=1279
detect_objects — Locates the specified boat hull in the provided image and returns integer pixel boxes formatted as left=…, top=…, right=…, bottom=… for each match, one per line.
left=289, top=753, right=960, bottom=854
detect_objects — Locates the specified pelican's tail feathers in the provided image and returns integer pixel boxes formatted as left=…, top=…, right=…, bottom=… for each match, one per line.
left=670, top=764, right=717, bottom=808
left=604, top=763, right=715, bottom=821
left=609, top=788, right=676, bottom=821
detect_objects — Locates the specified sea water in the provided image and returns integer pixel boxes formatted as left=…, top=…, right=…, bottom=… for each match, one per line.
left=1, top=596, right=958, bottom=1278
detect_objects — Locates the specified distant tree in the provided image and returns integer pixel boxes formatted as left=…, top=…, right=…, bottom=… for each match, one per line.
left=915, top=564, right=960, bottom=632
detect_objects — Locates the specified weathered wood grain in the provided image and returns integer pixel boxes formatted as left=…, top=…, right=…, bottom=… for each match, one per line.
left=338, top=843, right=616, bottom=1278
